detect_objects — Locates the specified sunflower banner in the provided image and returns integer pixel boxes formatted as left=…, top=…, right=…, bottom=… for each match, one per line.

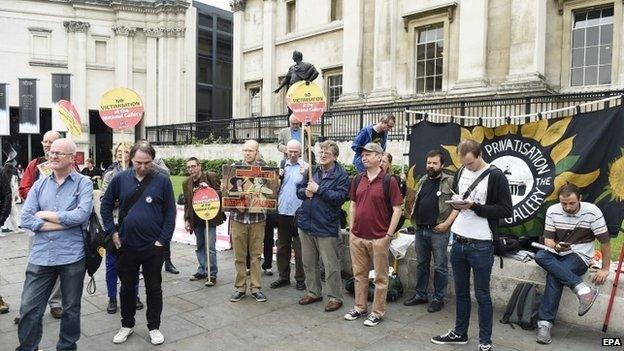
left=407, top=106, right=624, bottom=237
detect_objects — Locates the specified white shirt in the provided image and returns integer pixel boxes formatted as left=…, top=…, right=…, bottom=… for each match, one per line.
left=451, top=164, right=492, bottom=240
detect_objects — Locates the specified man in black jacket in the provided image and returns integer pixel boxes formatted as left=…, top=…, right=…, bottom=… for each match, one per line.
left=431, top=140, right=512, bottom=351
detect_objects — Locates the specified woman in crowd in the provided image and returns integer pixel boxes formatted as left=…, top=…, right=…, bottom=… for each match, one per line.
left=0, top=163, right=14, bottom=313
left=1, top=164, right=24, bottom=234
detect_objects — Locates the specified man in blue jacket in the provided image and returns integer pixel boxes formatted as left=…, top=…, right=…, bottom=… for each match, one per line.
left=296, top=140, right=349, bottom=313
left=351, top=114, right=395, bottom=172
left=101, top=141, right=176, bottom=346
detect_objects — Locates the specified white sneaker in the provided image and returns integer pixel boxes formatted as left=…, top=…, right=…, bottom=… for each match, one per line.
left=149, top=329, right=165, bottom=345
left=112, top=327, right=133, bottom=344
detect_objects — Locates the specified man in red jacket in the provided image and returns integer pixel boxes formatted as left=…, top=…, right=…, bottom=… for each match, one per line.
left=15, top=130, right=63, bottom=324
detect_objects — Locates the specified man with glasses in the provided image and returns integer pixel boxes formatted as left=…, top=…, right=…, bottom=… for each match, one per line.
left=183, top=157, right=224, bottom=286
left=101, top=141, right=176, bottom=345
left=296, top=140, right=349, bottom=313
left=351, top=114, right=396, bottom=173
left=277, top=115, right=317, bottom=164
left=16, top=130, right=64, bottom=324
left=17, top=138, right=93, bottom=351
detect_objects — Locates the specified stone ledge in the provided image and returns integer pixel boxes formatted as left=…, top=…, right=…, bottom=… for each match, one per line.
left=339, top=231, right=623, bottom=334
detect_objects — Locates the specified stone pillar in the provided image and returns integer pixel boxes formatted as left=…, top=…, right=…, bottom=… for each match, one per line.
left=262, top=0, right=276, bottom=115
left=231, top=0, right=246, bottom=118
left=336, top=0, right=364, bottom=105
left=145, top=28, right=161, bottom=127
left=367, top=0, right=398, bottom=104
left=112, top=25, right=136, bottom=88
left=157, top=28, right=168, bottom=126
left=175, top=27, right=185, bottom=124
left=63, top=21, right=89, bottom=148
left=450, top=0, right=492, bottom=94
left=499, top=0, right=550, bottom=92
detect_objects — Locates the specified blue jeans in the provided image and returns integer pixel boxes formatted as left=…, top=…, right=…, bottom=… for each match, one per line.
left=414, top=229, right=449, bottom=302
left=451, top=239, right=494, bottom=345
left=194, top=219, right=217, bottom=277
left=106, top=252, right=139, bottom=300
left=17, top=259, right=85, bottom=351
left=535, top=250, right=587, bottom=323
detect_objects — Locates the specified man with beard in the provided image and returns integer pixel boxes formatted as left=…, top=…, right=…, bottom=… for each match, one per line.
left=404, top=150, right=457, bottom=312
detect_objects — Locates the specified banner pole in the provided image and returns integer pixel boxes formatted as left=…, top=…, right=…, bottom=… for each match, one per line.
left=401, top=119, right=409, bottom=176
left=205, top=219, right=211, bottom=285
left=306, top=121, right=312, bottom=179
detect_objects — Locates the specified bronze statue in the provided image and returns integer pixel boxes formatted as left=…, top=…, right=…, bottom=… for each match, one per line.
left=274, top=51, right=319, bottom=94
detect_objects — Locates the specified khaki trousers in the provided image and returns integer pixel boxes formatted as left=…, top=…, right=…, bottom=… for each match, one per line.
left=349, top=234, right=390, bottom=317
left=231, top=220, right=265, bottom=293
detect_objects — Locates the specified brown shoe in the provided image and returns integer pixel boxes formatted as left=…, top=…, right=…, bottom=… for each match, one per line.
left=50, top=307, right=62, bottom=319
left=298, top=295, right=323, bottom=305
left=0, top=296, right=9, bottom=314
left=324, top=300, right=343, bottom=312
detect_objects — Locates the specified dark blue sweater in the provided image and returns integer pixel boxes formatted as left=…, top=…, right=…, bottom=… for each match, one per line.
left=101, top=168, right=177, bottom=251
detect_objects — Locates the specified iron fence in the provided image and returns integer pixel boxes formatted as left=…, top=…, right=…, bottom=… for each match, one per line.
left=146, top=90, right=624, bottom=145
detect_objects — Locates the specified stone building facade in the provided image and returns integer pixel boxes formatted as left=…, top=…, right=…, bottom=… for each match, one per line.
left=0, top=0, right=195, bottom=165
left=232, top=0, right=624, bottom=118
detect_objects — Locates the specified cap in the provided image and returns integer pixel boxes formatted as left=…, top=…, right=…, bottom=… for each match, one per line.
left=360, top=142, right=383, bottom=153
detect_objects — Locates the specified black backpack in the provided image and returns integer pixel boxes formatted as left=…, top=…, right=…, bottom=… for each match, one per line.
left=83, top=209, right=107, bottom=294
left=500, top=282, right=542, bottom=330
left=352, top=173, right=405, bottom=231
left=344, top=274, right=404, bottom=302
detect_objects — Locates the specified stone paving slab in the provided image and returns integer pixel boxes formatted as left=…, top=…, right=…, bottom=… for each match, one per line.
left=0, top=232, right=621, bottom=351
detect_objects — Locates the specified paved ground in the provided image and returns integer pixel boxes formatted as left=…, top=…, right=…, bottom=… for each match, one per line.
left=0, top=232, right=620, bottom=351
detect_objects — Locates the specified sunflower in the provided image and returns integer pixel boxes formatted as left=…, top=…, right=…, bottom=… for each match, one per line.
left=439, top=116, right=600, bottom=201
left=596, top=149, right=624, bottom=203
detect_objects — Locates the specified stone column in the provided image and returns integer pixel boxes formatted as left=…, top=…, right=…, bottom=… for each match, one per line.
left=262, top=0, right=276, bottom=115
left=63, top=21, right=89, bottom=147
left=231, top=0, right=246, bottom=118
left=450, top=0, right=492, bottom=94
left=499, top=0, right=550, bottom=92
left=336, top=0, right=364, bottom=105
left=112, top=25, right=136, bottom=88
left=367, top=0, right=398, bottom=104
left=157, top=27, right=169, bottom=126
left=145, top=28, right=161, bottom=127
left=175, top=27, right=185, bottom=124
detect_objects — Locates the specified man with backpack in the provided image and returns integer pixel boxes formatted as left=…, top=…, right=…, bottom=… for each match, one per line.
left=431, top=140, right=511, bottom=351
left=404, top=150, right=457, bottom=313
left=344, top=142, right=403, bottom=327
left=296, top=140, right=349, bottom=312
left=17, top=138, right=93, bottom=351
left=271, top=140, right=307, bottom=291
left=534, top=184, right=611, bottom=345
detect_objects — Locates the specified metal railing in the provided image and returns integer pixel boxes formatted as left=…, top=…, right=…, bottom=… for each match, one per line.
left=146, top=90, right=624, bottom=145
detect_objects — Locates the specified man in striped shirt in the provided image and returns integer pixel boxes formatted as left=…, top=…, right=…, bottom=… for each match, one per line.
left=535, top=184, right=611, bottom=345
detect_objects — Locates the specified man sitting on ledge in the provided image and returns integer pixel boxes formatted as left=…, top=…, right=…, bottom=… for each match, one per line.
left=535, top=183, right=611, bottom=345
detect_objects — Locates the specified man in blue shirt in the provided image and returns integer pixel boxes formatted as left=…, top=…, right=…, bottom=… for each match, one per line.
left=351, top=114, right=395, bottom=172
left=18, top=138, right=93, bottom=351
left=271, top=140, right=308, bottom=290
left=101, top=141, right=176, bottom=346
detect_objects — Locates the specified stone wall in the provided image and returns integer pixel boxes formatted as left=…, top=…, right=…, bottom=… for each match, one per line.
left=155, top=139, right=410, bottom=167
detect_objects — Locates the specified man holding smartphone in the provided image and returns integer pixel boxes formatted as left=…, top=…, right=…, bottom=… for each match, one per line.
left=534, top=183, right=611, bottom=345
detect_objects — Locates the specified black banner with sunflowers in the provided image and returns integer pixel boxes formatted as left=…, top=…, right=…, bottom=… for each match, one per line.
left=408, top=106, right=624, bottom=237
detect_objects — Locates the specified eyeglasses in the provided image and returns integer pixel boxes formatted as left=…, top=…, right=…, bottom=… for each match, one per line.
left=48, top=151, right=73, bottom=157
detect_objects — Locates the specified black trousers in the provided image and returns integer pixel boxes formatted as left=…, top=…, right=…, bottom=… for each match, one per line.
left=262, top=213, right=278, bottom=269
left=276, top=214, right=304, bottom=282
left=117, top=245, right=164, bottom=330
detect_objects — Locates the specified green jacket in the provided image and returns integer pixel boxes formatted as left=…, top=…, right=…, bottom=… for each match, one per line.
left=409, top=172, right=454, bottom=225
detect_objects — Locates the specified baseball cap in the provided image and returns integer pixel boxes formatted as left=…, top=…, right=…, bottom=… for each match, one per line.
left=360, top=142, right=383, bottom=153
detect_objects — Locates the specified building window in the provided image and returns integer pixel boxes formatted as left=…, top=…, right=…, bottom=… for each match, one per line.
left=326, top=74, right=343, bottom=106
left=570, top=7, right=613, bottom=86
left=286, top=1, right=296, bottom=33
left=415, top=24, right=443, bottom=93
left=249, top=87, right=261, bottom=117
left=95, top=40, right=107, bottom=64
left=331, top=0, right=342, bottom=21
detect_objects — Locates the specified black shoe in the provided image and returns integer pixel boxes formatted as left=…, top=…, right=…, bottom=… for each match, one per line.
left=251, top=291, right=267, bottom=302
left=230, top=291, right=246, bottom=302
left=189, top=273, right=208, bottom=281
left=270, top=278, right=290, bottom=289
left=165, top=261, right=179, bottom=274
left=428, top=300, right=444, bottom=313
left=107, top=299, right=118, bottom=314
left=296, top=281, right=306, bottom=291
left=431, top=330, right=468, bottom=345
left=136, top=297, right=144, bottom=310
left=403, top=295, right=428, bottom=306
